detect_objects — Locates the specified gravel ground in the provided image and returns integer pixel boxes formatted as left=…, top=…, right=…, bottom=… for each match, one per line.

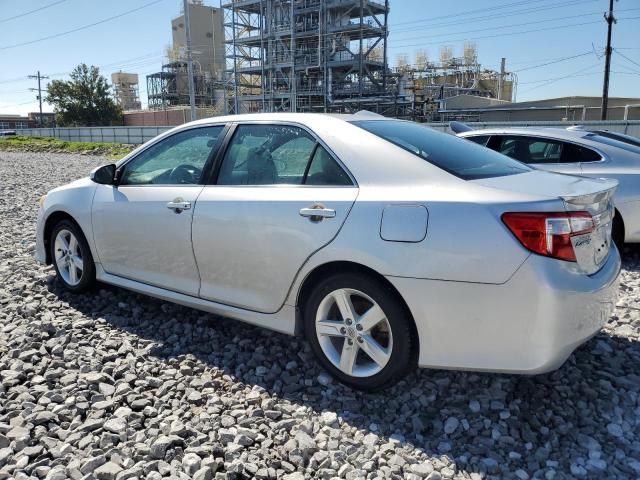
left=1, top=150, right=640, bottom=480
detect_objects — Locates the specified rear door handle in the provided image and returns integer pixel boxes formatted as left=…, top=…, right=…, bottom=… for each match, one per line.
left=167, top=200, right=191, bottom=213
left=300, top=206, right=336, bottom=221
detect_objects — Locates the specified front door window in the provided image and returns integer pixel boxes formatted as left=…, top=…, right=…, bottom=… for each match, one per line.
left=120, top=126, right=223, bottom=185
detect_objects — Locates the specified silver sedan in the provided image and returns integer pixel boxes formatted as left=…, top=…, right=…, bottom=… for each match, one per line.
left=453, top=123, right=640, bottom=246
left=35, top=113, right=620, bottom=390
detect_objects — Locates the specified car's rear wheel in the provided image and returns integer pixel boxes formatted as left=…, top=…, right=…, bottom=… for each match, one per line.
left=304, top=273, right=415, bottom=391
left=612, top=213, right=624, bottom=249
left=50, top=219, right=96, bottom=293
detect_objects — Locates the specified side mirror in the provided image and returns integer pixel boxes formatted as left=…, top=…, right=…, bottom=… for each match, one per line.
left=90, top=164, right=116, bottom=185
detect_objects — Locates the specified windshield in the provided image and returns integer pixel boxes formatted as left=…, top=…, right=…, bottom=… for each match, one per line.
left=351, top=120, right=531, bottom=180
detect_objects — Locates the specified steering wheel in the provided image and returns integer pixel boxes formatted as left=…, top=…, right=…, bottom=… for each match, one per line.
left=169, top=164, right=201, bottom=184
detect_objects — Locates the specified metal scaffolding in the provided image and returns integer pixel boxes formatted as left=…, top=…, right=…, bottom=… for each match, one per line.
left=222, top=0, right=390, bottom=114
left=146, top=61, right=219, bottom=110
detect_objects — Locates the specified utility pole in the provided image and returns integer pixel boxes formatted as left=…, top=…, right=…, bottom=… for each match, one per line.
left=28, top=71, right=49, bottom=127
left=600, top=0, right=616, bottom=120
left=183, top=0, right=197, bottom=121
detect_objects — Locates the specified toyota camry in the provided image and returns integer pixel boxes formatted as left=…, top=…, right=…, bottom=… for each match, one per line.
left=35, top=113, right=621, bottom=390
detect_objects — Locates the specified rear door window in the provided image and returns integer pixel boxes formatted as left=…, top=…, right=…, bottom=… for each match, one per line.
left=216, top=124, right=353, bottom=186
left=494, top=136, right=600, bottom=164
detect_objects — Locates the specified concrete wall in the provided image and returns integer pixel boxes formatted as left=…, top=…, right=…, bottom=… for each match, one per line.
left=472, top=106, right=640, bottom=122
left=17, top=126, right=171, bottom=144
left=15, top=120, right=640, bottom=145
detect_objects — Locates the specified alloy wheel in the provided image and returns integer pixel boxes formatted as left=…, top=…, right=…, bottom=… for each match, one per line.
left=315, top=288, right=393, bottom=378
left=54, top=229, right=83, bottom=286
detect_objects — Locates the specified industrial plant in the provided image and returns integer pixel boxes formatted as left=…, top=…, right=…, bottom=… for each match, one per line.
left=120, top=0, right=518, bottom=124
left=111, top=72, right=142, bottom=111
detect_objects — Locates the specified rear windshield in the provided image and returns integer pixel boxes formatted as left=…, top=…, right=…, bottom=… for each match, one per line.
left=351, top=120, right=531, bottom=180
left=586, top=131, right=640, bottom=154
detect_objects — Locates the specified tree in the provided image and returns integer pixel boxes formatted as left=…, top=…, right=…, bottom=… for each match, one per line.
left=46, top=64, right=122, bottom=126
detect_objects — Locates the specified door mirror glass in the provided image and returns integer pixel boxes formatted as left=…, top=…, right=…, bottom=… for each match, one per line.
left=90, top=164, right=116, bottom=185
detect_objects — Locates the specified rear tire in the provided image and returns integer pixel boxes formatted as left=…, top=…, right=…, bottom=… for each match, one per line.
left=304, top=272, right=416, bottom=391
left=50, top=219, right=96, bottom=293
left=612, top=214, right=624, bottom=249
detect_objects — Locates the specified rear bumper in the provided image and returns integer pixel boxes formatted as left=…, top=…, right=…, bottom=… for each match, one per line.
left=388, top=248, right=621, bottom=373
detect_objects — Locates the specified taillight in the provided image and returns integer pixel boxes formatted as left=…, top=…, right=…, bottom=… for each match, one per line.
left=502, top=212, right=594, bottom=261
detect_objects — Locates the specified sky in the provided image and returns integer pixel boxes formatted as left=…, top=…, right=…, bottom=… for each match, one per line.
left=0, top=0, right=638, bottom=116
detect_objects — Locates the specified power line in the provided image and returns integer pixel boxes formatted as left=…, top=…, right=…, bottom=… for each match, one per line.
left=519, top=63, right=601, bottom=93
left=392, top=12, right=603, bottom=44
left=0, top=100, right=37, bottom=108
left=513, top=52, right=595, bottom=73
left=390, top=0, right=598, bottom=30
left=0, top=0, right=166, bottom=51
left=0, top=76, right=30, bottom=86
left=388, top=19, right=607, bottom=49
left=610, top=70, right=640, bottom=76
left=391, top=0, right=556, bottom=27
left=0, top=0, right=67, bottom=23
left=614, top=49, right=640, bottom=70
left=0, top=52, right=165, bottom=91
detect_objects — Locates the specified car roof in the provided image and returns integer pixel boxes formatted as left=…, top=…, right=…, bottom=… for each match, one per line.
left=184, top=111, right=381, bottom=128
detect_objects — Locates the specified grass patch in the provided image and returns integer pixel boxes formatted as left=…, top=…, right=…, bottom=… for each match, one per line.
left=0, top=136, right=135, bottom=160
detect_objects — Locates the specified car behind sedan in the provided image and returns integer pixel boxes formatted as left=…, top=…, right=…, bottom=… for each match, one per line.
left=35, top=114, right=620, bottom=390
left=453, top=123, right=640, bottom=246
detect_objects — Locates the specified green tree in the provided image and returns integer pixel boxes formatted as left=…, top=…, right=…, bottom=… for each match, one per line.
left=46, top=64, right=122, bottom=126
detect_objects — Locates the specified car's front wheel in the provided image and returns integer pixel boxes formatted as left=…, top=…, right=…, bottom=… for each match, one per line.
left=304, top=273, right=416, bottom=391
left=50, top=219, right=96, bottom=293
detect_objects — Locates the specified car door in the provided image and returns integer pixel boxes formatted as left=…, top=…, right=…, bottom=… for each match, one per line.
left=192, top=122, right=358, bottom=313
left=92, top=125, right=225, bottom=295
left=488, top=135, right=583, bottom=175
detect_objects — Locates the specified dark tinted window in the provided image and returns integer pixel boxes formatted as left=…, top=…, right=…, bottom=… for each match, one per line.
left=563, top=143, right=601, bottom=163
left=305, top=146, right=352, bottom=186
left=495, top=136, right=600, bottom=164
left=586, top=132, right=640, bottom=155
left=352, top=120, right=530, bottom=180
left=465, top=135, right=490, bottom=146
left=592, top=130, right=640, bottom=148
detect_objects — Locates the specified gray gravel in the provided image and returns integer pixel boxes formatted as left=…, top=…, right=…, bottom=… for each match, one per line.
left=1, top=150, right=640, bottom=480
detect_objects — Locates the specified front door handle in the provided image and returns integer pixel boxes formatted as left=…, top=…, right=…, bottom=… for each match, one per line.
left=300, top=205, right=336, bottom=222
left=167, top=200, right=191, bottom=213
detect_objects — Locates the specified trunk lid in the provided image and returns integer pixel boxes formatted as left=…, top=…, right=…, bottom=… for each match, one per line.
left=473, top=170, right=618, bottom=275
left=561, top=184, right=616, bottom=274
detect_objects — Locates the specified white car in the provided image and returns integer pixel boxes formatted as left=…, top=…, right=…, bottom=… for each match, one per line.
left=452, top=122, right=640, bottom=246
left=36, top=113, right=620, bottom=390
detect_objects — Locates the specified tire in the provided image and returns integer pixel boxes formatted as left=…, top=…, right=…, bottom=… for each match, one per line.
left=612, top=214, right=624, bottom=250
left=304, top=272, right=416, bottom=391
left=50, top=219, right=96, bottom=293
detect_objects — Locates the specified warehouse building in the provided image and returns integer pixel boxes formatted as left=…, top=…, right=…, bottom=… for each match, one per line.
left=439, top=96, right=640, bottom=122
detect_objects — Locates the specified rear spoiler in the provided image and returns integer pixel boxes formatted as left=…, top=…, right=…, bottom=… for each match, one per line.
left=449, top=121, right=473, bottom=134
